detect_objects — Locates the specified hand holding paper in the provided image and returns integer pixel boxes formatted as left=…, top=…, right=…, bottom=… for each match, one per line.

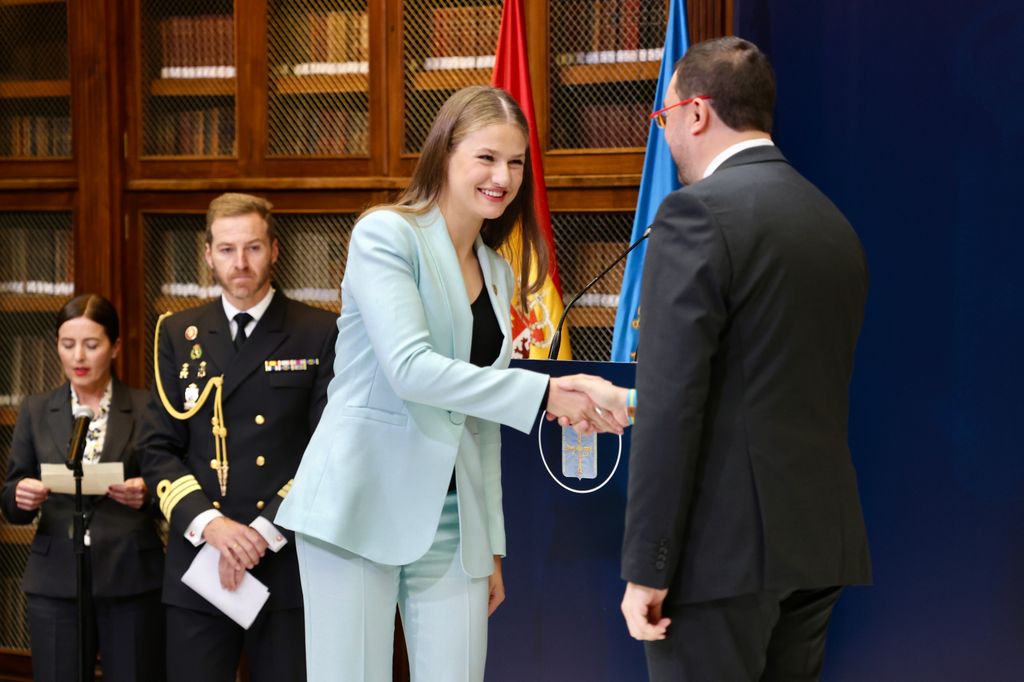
left=106, top=476, right=148, bottom=509
left=14, top=478, right=49, bottom=511
left=181, top=544, right=270, bottom=629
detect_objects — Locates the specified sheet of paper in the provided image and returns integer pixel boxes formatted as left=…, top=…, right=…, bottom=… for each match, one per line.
left=40, top=462, right=124, bottom=495
left=181, top=544, right=270, bottom=629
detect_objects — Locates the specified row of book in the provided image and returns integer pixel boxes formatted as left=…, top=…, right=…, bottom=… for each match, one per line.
left=147, top=106, right=235, bottom=157
left=554, top=0, right=667, bottom=55
left=428, top=5, right=502, bottom=60
left=2, top=40, right=68, bottom=81
left=280, top=11, right=370, bottom=66
left=579, top=102, right=650, bottom=148
left=0, top=281, right=74, bottom=297
left=158, top=15, right=234, bottom=79
left=269, top=107, right=369, bottom=156
left=0, top=228, right=72, bottom=284
left=555, top=47, right=664, bottom=66
left=1, top=334, right=64, bottom=406
left=1, top=116, right=72, bottom=158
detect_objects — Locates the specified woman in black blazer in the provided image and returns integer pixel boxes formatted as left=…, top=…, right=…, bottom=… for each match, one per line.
left=0, top=294, right=165, bottom=682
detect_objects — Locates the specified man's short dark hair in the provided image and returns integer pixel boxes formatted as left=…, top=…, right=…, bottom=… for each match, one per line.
left=674, top=37, right=776, bottom=133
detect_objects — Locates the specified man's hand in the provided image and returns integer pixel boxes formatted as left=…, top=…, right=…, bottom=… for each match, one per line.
left=107, top=477, right=148, bottom=509
left=546, top=375, right=626, bottom=434
left=621, top=582, right=671, bottom=641
left=203, top=516, right=268, bottom=571
left=14, top=478, right=49, bottom=512
left=488, top=556, right=505, bottom=616
left=555, top=375, right=631, bottom=432
left=218, top=551, right=246, bottom=591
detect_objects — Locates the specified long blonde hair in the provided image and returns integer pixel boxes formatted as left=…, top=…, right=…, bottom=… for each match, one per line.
left=370, top=86, right=548, bottom=312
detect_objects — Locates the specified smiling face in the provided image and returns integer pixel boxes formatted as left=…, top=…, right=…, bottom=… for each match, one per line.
left=204, top=212, right=279, bottom=309
left=438, top=122, right=527, bottom=235
left=57, top=316, right=119, bottom=396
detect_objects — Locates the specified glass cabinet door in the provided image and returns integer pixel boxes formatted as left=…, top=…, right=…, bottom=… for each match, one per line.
left=139, top=0, right=237, bottom=158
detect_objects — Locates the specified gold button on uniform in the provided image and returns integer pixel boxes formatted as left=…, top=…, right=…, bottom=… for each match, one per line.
left=210, top=459, right=218, bottom=469
left=212, top=501, right=221, bottom=509
left=254, top=414, right=265, bottom=425
left=256, top=500, right=265, bottom=510
left=256, top=455, right=266, bottom=467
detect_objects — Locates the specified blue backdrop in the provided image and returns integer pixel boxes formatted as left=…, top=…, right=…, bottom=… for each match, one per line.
left=486, top=3, right=1023, bottom=679
left=735, top=1, right=1024, bottom=679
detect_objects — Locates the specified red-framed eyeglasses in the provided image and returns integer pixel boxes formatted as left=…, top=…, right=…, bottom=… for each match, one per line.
left=650, top=95, right=712, bottom=128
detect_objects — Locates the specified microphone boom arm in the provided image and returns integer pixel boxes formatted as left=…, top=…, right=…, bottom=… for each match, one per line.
left=548, top=226, right=653, bottom=360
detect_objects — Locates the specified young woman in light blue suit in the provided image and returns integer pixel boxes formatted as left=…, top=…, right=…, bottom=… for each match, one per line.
left=275, top=86, right=623, bottom=681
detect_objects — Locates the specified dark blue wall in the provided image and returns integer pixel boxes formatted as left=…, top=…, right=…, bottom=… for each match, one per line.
left=736, top=1, right=1024, bottom=679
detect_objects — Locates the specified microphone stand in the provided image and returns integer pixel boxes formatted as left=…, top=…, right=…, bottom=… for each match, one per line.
left=548, top=227, right=653, bottom=360
left=72, top=457, right=88, bottom=682
left=66, top=411, right=91, bottom=682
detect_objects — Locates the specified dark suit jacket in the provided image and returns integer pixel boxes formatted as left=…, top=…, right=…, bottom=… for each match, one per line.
left=138, top=291, right=337, bottom=613
left=623, top=146, right=871, bottom=604
left=0, top=380, right=164, bottom=598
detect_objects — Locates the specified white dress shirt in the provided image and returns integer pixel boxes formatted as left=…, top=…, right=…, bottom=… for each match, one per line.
left=703, top=138, right=775, bottom=179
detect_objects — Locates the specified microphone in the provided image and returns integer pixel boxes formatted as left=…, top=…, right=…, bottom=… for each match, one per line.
left=548, top=226, right=654, bottom=360
left=65, top=405, right=94, bottom=470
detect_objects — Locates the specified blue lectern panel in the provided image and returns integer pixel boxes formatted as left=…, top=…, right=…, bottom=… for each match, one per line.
left=485, top=360, right=645, bottom=681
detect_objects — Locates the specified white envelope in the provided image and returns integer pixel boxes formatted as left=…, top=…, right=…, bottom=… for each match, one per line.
left=40, top=462, right=124, bottom=495
left=181, top=544, right=270, bottom=629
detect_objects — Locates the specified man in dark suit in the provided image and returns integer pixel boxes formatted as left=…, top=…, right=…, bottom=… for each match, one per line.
left=138, top=193, right=337, bottom=682
left=620, top=37, right=871, bottom=680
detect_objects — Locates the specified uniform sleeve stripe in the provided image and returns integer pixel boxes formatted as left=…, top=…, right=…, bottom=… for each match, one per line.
left=159, top=477, right=203, bottom=520
left=159, top=474, right=200, bottom=497
left=277, top=479, right=294, bottom=499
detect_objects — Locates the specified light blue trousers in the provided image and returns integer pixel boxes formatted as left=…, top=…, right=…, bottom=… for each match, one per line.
left=295, top=493, right=490, bottom=682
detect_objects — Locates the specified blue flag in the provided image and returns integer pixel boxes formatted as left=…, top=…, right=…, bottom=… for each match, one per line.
left=611, top=0, right=689, bottom=362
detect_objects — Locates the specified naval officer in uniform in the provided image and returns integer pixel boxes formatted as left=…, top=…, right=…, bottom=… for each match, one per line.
left=138, top=193, right=338, bottom=682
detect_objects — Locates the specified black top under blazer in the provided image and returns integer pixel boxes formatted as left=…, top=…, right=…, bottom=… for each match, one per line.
left=623, top=146, right=872, bottom=604
left=137, top=291, right=337, bottom=613
left=0, top=379, right=164, bottom=598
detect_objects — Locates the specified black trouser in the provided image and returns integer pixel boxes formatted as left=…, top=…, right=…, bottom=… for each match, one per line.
left=26, top=590, right=165, bottom=682
left=166, top=604, right=305, bottom=682
left=645, top=587, right=844, bottom=682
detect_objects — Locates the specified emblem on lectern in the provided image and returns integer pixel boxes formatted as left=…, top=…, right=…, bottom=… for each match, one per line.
left=561, top=426, right=597, bottom=480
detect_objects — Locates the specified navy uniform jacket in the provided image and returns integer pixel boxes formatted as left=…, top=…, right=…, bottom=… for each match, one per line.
left=1, top=380, right=164, bottom=598
left=138, top=291, right=337, bottom=613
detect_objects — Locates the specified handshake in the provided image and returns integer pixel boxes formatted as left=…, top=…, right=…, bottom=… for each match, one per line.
left=546, top=374, right=632, bottom=435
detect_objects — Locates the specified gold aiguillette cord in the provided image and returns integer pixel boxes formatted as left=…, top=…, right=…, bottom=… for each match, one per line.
left=153, top=312, right=229, bottom=496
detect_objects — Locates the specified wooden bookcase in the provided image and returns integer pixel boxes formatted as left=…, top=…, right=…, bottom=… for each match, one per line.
left=0, top=0, right=731, bottom=678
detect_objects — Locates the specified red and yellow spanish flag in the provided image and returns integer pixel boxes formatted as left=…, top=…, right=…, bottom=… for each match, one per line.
left=491, top=0, right=571, bottom=359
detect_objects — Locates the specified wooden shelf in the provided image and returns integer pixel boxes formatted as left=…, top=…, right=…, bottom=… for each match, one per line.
left=0, top=80, right=70, bottom=99
left=273, top=74, right=368, bottom=96
left=0, top=525, right=33, bottom=545
left=0, top=407, right=17, bottom=426
left=567, top=306, right=616, bottom=328
left=0, top=294, right=69, bottom=313
left=557, top=61, right=660, bottom=86
left=150, top=78, right=235, bottom=97
left=411, top=68, right=490, bottom=92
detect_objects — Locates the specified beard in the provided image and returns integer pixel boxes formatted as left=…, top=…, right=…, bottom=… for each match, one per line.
left=212, top=266, right=270, bottom=303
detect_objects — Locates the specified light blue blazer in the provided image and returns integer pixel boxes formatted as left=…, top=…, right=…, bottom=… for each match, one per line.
left=276, top=206, right=548, bottom=578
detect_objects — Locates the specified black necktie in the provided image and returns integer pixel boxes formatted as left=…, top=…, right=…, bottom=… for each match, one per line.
left=233, top=312, right=253, bottom=351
